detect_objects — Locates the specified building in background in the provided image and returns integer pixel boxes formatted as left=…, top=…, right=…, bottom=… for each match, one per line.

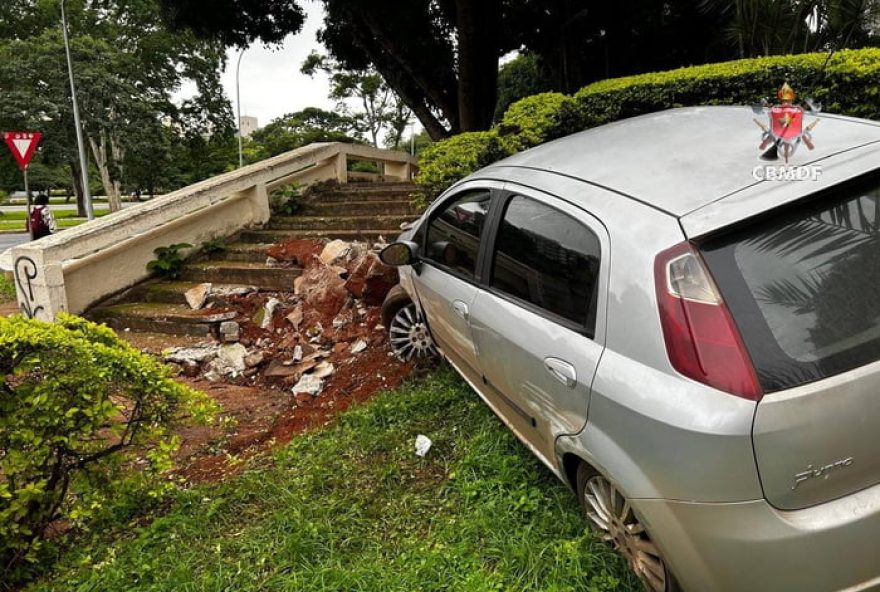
left=239, top=115, right=259, bottom=139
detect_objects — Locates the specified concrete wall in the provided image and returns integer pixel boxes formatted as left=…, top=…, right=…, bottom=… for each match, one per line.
left=10, top=143, right=418, bottom=320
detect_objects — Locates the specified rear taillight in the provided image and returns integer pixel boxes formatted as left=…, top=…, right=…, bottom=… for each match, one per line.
left=654, top=242, right=763, bottom=401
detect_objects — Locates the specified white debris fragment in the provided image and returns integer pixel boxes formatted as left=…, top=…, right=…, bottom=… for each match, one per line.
left=286, top=304, right=304, bottom=330
left=415, top=435, right=432, bottom=458
left=292, top=344, right=303, bottom=363
left=350, top=339, right=367, bottom=354
left=184, top=283, right=212, bottom=310
left=215, top=343, right=248, bottom=376
left=312, top=361, right=335, bottom=379
left=319, top=239, right=351, bottom=265
left=164, top=343, right=219, bottom=364
left=212, top=285, right=257, bottom=297
left=261, top=298, right=281, bottom=330
left=292, top=374, right=324, bottom=396
left=219, top=320, right=240, bottom=343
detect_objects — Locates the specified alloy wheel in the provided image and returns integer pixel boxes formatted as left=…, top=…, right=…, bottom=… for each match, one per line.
left=389, top=303, right=437, bottom=361
left=583, top=475, right=668, bottom=592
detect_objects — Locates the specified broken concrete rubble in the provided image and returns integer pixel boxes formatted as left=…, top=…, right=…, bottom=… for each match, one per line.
left=319, top=239, right=351, bottom=266
left=261, top=297, right=281, bottom=330
left=291, top=374, right=324, bottom=396
left=213, top=343, right=248, bottom=376
left=164, top=343, right=219, bottom=364
left=286, top=305, right=303, bottom=330
left=220, top=321, right=240, bottom=343
left=185, top=283, right=212, bottom=310
left=312, top=361, right=335, bottom=379
left=296, top=264, right=349, bottom=317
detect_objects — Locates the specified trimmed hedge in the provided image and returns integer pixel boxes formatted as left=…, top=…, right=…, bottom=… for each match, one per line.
left=417, top=48, right=880, bottom=198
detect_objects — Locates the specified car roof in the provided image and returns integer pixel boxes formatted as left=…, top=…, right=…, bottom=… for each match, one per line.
left=482, top=106, right=880, bottom=217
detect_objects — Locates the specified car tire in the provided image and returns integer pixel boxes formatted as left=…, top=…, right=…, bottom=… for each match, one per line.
left=381, top=286, right=438, bottom=362
left=576, top=463, right=680, bottom=592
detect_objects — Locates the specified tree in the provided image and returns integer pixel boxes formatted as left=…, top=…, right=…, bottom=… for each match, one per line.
left=0, top=0, right=233, bottom=211
left=701, top=0, right=880, bottom=58
left=301, top=53, right=411, bottom=148
left=495, top=53, right=557, bottom=122
left=250, top=107, right=359, bottom=157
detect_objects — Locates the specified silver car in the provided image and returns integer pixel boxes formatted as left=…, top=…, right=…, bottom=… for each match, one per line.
left=379, top=106, right=880, bottom=591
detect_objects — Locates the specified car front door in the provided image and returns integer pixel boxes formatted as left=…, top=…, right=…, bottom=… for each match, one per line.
left=469, top=188, right=608, bottom=465
left=411, top=184, right=498, bottom=384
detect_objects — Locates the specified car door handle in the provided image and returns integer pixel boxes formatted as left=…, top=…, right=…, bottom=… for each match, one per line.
left=452, top=300, right=469, bottom=321
left=544, top=357, right=577, bottom=388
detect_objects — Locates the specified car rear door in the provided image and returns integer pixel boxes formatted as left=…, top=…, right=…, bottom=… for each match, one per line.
left=411, top=184, right=498, bottom=383
left=699, top=172, right=880, bottom=510
left=468, top=187, right=608, bottom=464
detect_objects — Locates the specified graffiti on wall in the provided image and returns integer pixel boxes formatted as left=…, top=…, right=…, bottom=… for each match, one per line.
left=14, top=256, right=45, bottom=319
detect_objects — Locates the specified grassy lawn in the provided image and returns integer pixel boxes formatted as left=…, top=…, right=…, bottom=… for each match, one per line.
left=27, top=366, right=637, bottom=591
left=0, top=275, right=15, bottom=302
left=0, top=210, right=111, bottom=232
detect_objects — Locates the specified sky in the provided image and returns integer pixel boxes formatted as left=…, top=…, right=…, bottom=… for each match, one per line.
left=216, top=3, right=335, bottom=128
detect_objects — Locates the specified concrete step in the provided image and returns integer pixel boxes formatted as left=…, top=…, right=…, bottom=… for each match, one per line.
left=240, top=228, right=404, bottom=243
left=268, top=214, right=414, bottom=231
left=124, top=281, right=261, bottom=306
left=180, top=261, right=301, bottom=291
left=222, top=242, right=273, bottom=262
left=298, top=200, right=419, bottom=216
left=91, top=303, right=237, bottom=336
left=306, top=184, right=420, bottom=203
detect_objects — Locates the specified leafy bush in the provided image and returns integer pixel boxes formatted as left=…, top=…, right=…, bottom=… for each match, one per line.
left=418, top=47, right=880, bottom=200
left=497, top=92, right=584, bottom=152
left=269, top=184, right=302, bottom=216
left=0, top=314, right=214, bottom=577
left=415, top=131, right=510, bottom=198
left=146, top=243, right=192, bottom=279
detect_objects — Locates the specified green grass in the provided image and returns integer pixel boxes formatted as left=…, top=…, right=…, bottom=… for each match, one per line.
left=0, top=210, right=111, bottom=232
left=0, top=209, right=112, bottom=221
left=0, top=274, right=15, bottom=302
left=26, top=366, right=637, bottom=591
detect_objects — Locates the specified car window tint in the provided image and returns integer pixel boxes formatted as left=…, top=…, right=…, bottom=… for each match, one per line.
left=701, top=174, right=880, bottom=391
left=425, top=190, right=492, bottom=278
left=491, top=195, right=601, bottom=331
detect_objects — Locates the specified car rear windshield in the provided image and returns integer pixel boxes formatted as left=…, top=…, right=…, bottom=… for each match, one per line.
left=700, top=173, right=880, bottom=392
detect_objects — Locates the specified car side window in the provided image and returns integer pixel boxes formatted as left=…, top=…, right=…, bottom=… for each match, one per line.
left=490, top=195, right=601, bottom=334
left=424, top=189, right=492, bottom=278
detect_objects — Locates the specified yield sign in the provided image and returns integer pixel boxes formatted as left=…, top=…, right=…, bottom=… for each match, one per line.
left=3, top=131, right=42, bottom=170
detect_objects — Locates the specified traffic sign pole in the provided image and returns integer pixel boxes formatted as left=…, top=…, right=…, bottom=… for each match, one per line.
left=23, top=166, right=33, bottom=240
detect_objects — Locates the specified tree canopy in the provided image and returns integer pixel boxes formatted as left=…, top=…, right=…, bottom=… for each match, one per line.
left=0, top=0, right=235, bottom=208
left=157, top=0, right=880, bottom=142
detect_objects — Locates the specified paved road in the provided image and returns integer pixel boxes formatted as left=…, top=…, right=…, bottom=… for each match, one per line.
left=0, top=233, right=30, bottom=250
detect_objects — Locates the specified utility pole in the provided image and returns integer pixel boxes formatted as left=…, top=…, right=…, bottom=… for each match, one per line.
left=236, top=49, right=245, bottom=168
left=61, top=0, right=94, bottom=220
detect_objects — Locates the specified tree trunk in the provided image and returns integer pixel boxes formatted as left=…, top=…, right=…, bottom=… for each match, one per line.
left=357, top=11, right=459, bottom=134
left=69, top=161, right=86, bottom=218
left=455, top=0, right=501, bottom=132
left=88, top=133, right=122, bottom=212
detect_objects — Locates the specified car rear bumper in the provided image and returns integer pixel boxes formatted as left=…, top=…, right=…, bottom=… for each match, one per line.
left=636, top=482, right=880, bottom=592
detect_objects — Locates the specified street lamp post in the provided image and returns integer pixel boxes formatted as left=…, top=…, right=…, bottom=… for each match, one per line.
left=60, top=0, right=94, bottom=220
left=236, top=49, right=245, bottom=169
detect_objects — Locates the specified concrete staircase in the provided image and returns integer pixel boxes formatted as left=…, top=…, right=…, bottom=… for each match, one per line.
left=89, top=182, right=420, bottom=336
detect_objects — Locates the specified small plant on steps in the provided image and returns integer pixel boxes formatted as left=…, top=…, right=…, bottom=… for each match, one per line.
left=269, top=184, right=302, bottom=216
left=200, top=236, right=227, bottom=255
left=146, top=243, right=193, bottom=279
